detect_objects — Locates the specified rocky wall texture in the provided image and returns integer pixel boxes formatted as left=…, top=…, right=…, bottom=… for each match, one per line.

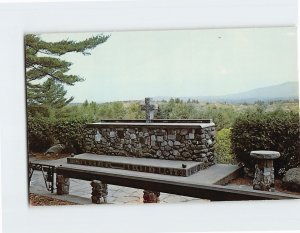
left=84, top=126, right=216, bottom=165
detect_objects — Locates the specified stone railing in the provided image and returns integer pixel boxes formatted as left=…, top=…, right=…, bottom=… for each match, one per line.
left=84, top=119, right=216, bottom=165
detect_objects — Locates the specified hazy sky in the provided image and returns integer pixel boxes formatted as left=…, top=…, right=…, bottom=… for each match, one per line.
left=40, top=27, right=297, bottom=103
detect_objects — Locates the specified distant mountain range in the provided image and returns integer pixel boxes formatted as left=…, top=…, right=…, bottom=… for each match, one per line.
left=153, top=81, right=299, bottom=103
left=71, top=81, right=299, bottom=105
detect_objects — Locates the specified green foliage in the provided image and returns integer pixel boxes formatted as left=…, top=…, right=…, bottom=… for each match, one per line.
left=25, top=34, right=109, bottom=84
left=123, top=102, right=144, bottom=119
left=27, top=117, right=53, bottom=152
left=194, top=104, right=239, bottom=130
left=27, top=105, right=51, bottom=118
left=27, top=98, right=299, bottom=160
left=25, top=33, right=109, bottom=114
left=215, top=128, right=236, bottom=164
left=159, top=101, right=198, bottom=119
left=158, top=101, right=240, bottom=129
left=27, top=79, right=74, bottom=116
left=51, top=118, right=88, bottom=153
left=231, top=109, right=300, bottom=175
left=27, top=117, right=89, bottom=153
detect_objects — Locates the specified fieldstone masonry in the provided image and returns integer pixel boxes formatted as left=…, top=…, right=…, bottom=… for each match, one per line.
left=91, top=180, right=108, bottom=204
left=143, top=190, right=160, bottom=203
left=250, top=150, right=280, bottom=192
left=56, top=175, right=70, bottom=195
left=84, top=122, right=216, bottom=165
left=58, top=98, right=216, bottom=203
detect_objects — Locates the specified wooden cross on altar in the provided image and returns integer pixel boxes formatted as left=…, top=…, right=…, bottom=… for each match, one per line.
left=141, top=97, right=158, bottom=123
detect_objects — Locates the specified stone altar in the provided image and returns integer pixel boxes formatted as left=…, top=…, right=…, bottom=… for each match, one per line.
left=84, top=120, right=215, bottom=165
left=62, top=98, right=216, bottom=203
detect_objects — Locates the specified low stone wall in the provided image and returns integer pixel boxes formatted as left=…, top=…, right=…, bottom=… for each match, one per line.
left=84, top=121, right=216, bottom=165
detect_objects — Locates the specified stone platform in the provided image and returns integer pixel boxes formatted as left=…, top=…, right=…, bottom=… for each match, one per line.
left=67, top=153, right=206, bottom=177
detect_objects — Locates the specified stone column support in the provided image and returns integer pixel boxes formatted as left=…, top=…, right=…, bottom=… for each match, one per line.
left=143, top=190, right=160, bottom=203
left=250, top=151, right=280, bottom=192
left=56, top=175, right=70, bottom=195
left=91, top=180, right=108, bottom=204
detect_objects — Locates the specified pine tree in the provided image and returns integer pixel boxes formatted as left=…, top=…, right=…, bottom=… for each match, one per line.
left=25, top=33, right=109, bottom=112
left=28, top=79, right=74, bottom=108
left=83, top=99, right=89, bottom=107
left=27, top=79, right=75, bottom=118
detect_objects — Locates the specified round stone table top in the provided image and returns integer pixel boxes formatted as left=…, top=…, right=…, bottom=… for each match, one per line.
left=250, top=150, right=280, bottom=160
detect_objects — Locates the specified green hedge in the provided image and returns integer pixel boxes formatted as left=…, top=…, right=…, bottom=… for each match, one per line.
left=231, top=110, right=300, bottom=176
left=215, top=128, right=236, bottom=164
left=27, top=117, right=89, bottom=153
left=27, top=117, right=53, bottom=152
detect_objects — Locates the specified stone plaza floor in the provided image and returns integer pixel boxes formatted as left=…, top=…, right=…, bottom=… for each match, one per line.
left=30, top=171, right=209, bottom=205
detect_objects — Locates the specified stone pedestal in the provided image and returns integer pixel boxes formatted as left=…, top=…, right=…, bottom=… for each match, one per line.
left=56, top=175, right=70, bottom=195
left=143, top=190, right=160, bottom=203
left=91, top=180, right=108, bottom=204
left=250, top=151, right=280, bottom=192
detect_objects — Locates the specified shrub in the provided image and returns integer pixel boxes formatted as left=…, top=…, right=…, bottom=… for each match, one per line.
left=27, top=117, right=53, bottom=152
left=27, top=117, right=89, bottom=153
left=215, top=128, right=237, bottom=164
left=51, top=118, right=88, bottom=154
left=231, top=109, right=300, bottom=176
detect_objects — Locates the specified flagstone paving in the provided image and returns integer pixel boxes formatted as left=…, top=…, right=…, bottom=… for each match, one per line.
left=30, top=171, right=208, bottom=205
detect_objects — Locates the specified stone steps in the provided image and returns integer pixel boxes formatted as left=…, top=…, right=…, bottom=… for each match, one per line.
left=67, top=153, right=206, bottom=177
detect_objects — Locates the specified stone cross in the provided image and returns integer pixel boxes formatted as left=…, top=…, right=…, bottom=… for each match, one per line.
left=141, top=97, right=158, bottom=123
